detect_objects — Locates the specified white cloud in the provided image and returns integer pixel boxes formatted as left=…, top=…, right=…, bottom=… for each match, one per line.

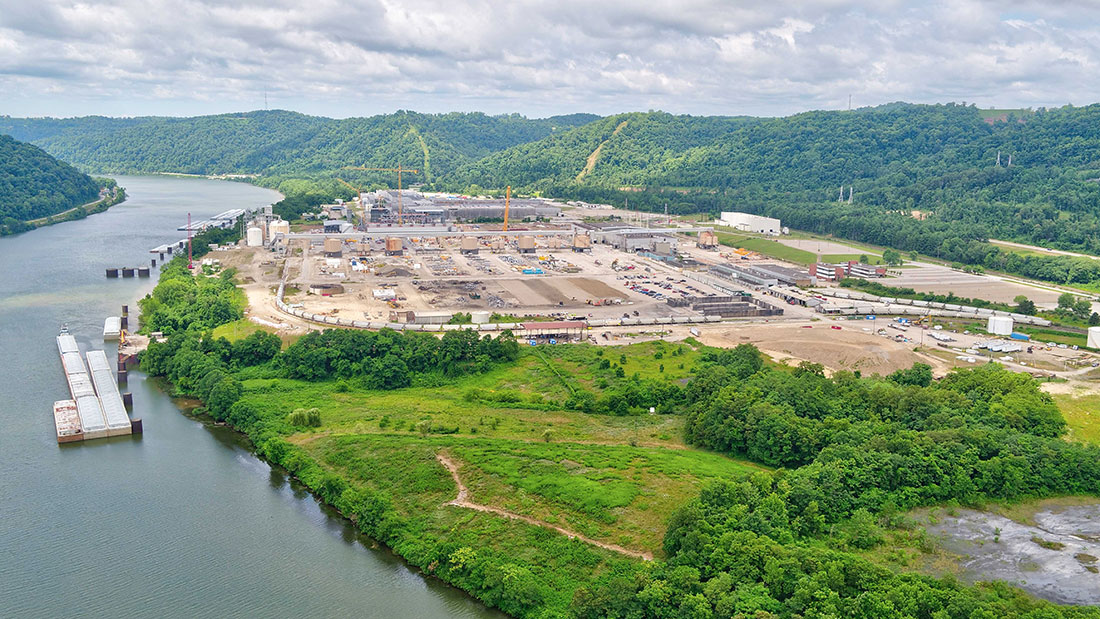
left=0, top=0, right=1098, bottom=118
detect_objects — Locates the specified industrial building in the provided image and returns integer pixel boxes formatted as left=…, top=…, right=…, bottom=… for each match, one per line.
left=810, top=261, right=886, bottom=280
left=749, top=264, right=816, bottom=287
left=709, top=264, right=778, bottom=287
left=717, top=212, right=782, bottom=235
left=359, top=190, right=562, bottom=224
left=697, top=230, right=719, bottom=249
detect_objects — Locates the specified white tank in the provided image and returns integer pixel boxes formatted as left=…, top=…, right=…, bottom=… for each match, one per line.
left=1087, top=326, right=1100, bottom=349
left=471, top=311, right=491, bottom=324
left=268, top=219, right=290, bottom=237
left=987, top=315, right=1013, bottom=336
left=246, top=227, right=263, bottom=247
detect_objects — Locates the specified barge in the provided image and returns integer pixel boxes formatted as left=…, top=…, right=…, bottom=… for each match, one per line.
left=53, top=400, right=84, bottom=443
left=87, top=350, right=132, bottom=436
left=55, top=327, right=137, bottom=443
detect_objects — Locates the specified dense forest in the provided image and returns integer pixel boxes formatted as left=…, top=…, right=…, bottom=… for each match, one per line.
left=10, top=103, right=1100, bottom=282
left=571, top=348, right=1100, bottom=618
left=0, top=110, right=599, bottom=182
left=0, top=134, right=101, bottom=227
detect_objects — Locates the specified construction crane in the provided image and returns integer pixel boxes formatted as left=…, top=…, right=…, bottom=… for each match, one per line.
left=342, top=165, right=419, bottom=225
left=335, top=177, right=366, bottom=228
left=503, top=185, right=511, bottom=232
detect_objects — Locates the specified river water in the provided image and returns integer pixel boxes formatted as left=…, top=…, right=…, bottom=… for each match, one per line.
left=0, top=176, right=500, bottom=618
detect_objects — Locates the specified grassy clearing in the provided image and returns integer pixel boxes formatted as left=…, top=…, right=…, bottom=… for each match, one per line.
left=822, top=253, right=885, bottom=265
left=715, top=229, right=816, bottom=264
left=238, top=341, right=757, bottom=565
left=1053, top=393, right=1100, bottom=445
left=1014, top=326, right=1088, bottom=348
left=211, top=318, right=301, bottom=347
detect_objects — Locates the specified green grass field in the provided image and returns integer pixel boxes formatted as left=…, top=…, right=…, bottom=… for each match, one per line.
left=822, top=253, right=885, bottom=265
left=238, top=341, right=759, bottom=565
left=211, top=318, right=301, bottom=347
left=1053, top=394, right=1100, bottom=445
left=714, top=229, right=817, bottom=264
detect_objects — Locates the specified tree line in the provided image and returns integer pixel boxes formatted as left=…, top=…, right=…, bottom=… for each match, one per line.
left=0, top=134, right=101, bottom=231
left=570, top=345, right=1100, bottom=618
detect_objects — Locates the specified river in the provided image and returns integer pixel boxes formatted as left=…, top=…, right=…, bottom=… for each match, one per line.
left=0, top=176, right=500, bottom=618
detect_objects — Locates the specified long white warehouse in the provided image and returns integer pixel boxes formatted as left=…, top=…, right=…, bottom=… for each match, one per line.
left=717, top=211, right=782, bottom=235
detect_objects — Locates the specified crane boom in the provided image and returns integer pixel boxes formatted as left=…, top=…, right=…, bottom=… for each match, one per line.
left=503, top=185, right=511, bottom=232
left=343, top=165, right=419, bottom=225
left=335, top=177, right=365, bottom=227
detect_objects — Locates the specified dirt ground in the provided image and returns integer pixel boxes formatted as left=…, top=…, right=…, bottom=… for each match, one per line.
left=885, top=263, right=1064, bottom=306
left=695, top=322, right=949, bottom=376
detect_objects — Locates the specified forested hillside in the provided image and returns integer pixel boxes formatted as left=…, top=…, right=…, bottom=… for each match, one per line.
left=0, top=134, right=101, bottom=224
left=0, top=111, right=599, bottom=181
left=10, top=103, right=1100, bottom=276
left=443, top=103, right=1100, bottom=283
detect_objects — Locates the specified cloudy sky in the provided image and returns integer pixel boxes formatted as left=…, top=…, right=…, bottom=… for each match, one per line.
left=1, top=0, right=1098, bottom=119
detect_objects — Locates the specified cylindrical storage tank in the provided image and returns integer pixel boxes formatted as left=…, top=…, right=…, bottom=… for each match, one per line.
left=1088, top=326, right=1100, bottom=350
left=988, top=315, right=1013, bottom=336
left=246, top=227, right=263, bottom=247
left=269, top=219, right=290, bottom=237
left=471, top=311, right=490, bottom=324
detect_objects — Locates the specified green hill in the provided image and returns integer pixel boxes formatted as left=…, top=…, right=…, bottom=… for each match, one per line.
left=0, top=134, right=101, bottom=228
left=0, top=110, right=601, bottom=181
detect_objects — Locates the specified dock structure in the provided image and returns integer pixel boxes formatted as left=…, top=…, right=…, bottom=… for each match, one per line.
left=54, top=329, right=136, bottom=443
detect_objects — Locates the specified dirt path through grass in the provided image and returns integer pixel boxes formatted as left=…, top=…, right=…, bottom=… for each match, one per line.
left=436, top=451, right=654, bottom=561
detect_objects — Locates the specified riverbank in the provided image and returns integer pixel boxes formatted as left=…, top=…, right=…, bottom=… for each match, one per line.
left=4, top=175, right=503, bottom=619
left=8, top=185, right=127, bottom=235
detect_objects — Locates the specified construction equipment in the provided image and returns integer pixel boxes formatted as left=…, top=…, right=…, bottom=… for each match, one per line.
left=503, top=185, right=511, bottom=232
left=335, top=178, right=365, bottom=227
left=343, top=165, right=419, bottom=225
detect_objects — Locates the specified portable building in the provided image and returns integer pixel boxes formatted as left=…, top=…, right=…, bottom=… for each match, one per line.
left=987, top=315, right=1013, bottom=336
left=1089, top=327, right=1100, bottom=349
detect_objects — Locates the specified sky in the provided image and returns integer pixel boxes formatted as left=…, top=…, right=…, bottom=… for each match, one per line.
left=1, top=0, right=1098, bottom=119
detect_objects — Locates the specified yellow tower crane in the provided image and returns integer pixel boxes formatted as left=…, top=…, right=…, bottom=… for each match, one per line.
left=342, top=165, right=419, bottom=225
left=503, top=185, right=511, bottom=232
left=335, top=178, right=366, bottom=227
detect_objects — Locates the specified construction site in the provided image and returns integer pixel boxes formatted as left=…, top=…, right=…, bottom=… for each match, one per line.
left=206, top=189, right=1100, bottom=382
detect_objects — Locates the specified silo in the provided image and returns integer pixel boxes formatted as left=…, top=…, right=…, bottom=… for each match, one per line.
left=987, top=315, right=1013, bottom=336
left=1088, top=326, right=1100, bottom=349
left=246, top=227, right=263, bottom=247
left=268, top=219, right=290, bottom=237
left=324, top=238, right=343, bottom=256
left=471, top=311, right=491, bottom=324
